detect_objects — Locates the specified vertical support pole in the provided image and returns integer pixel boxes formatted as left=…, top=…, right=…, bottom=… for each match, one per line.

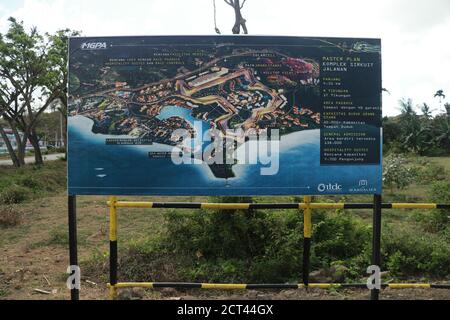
left=371, top=194, right=382, bottom=300
left=68, top=195, right=79, bottom=300
left=303, top=196, right=312, bottom=287
left=109, top=196, right=118, bottom=300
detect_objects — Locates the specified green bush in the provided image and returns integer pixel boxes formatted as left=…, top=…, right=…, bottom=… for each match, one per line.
left=410, top=180, right=450, bottom=233
left=84, top=204, right=450, bottom=283
left=383, top=154, right=417, bottom=192
left=83, top=182, right=450, bottom=283
left=47, top=229, right=69, bottom=246
left=414, top=161, right=447, bottom=183
left=410, top=209, right=448, bottom=233
left=424, top=147, right=448, bottom=157
left=162, top=208, right=372, bottom=283
left=312, top=210, right=371, bottom=266
left=55, top=147, right=66, bottom=154
left=0, top=289, right=8, bottom=298
left=429, top=180, right=450, bottom=203
left=33, top=171, right=62, bottom=192
left=115, top=237, right=191, bottom=283
left=383, top=225, right=450, bottom=277
left=0, top=161, right=66, bottom=204
left=165, top=208, right=272, bottom=260
left=0, top=185, right=31, bottom=204
left=0, top=205, right=22, bottom=227
left=18, top=176, right=41, bottom=190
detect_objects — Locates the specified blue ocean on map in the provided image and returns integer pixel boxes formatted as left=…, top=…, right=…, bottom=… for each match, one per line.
left=68, top=114, right=382, bottom=196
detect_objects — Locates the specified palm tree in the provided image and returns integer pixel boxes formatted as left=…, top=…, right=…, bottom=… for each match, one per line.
left=434, top=90, right=446, bottom=104
left=420, top=103, right=433, bottom=119
left=445, top=103, right=450, bottom=117
left=398, top=98, right=415, bottom=116
left=398, top=99, right=420, bottom=152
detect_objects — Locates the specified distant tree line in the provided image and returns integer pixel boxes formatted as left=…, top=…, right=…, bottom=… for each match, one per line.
left=0, top=17, right=78, bottom=167
left=383, top=97, right=450, bottom=156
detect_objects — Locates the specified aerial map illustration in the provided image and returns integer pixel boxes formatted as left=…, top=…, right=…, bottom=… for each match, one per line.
left=68, top=36, right=382, bottom=196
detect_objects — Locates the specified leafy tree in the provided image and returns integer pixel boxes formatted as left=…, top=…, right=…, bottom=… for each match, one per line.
left=382, top=154, right=416, bottom=193
left=382, top=116, right=402, bottom=153
left=0, top=18, right=57, bottom=165
left=0, top=84, right=26, bottom=167
left=420, top=103, right=432, bottom=120
left=397, top=99, right=420, bottom=152
left=44, top=29, right=80, bottom=149
left=429, top=114, right=450, bottom=155
left=34, top=111, right=61, bottom=147
left=445, top=103, right=450, bottom=117
left=412, top=103, right=438, bottom=155
left=398, top=98, right=416, bottom=116
left=0, top=18, right=77, bottom=164
left=385, top=99, right=449, bottom=156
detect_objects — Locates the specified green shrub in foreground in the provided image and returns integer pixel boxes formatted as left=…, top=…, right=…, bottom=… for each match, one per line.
left=0, top=205, right=22, bottom=227
left=0, top=185, right=31, bottom=204
left=429, top=180, right=450, bottom=203
left=161, top=209, right=373, bottom=283
left=382, top=225, right=450, bottom=277
left=18, top=176, right=41, bottom=190
left=0, top=161, right=67, bottom=205
left=84, top=204, right=450, bottom=283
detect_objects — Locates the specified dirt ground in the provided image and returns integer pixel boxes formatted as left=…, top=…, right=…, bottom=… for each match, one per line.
left=1, top=192, right=449, bottom=300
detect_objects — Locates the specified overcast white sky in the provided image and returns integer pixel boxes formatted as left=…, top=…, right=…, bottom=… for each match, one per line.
left=1, top=0, right=449, bottom=116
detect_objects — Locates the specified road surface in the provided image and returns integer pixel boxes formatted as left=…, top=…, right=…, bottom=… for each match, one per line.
left=0, top=153, right=65, bottom=166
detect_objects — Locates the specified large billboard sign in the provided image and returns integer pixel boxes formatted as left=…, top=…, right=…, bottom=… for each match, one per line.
left=68, top=36, right=382, bottom=196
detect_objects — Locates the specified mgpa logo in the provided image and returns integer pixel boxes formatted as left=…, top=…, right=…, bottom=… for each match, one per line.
left=81, top=42, right=107, bottom=50
left=318, top=183, right=343, bottom=193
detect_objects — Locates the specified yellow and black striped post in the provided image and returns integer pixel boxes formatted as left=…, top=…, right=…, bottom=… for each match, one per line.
left=302, top=196, right=312, bottom=287
left=109, top=196, right=118, bottom=300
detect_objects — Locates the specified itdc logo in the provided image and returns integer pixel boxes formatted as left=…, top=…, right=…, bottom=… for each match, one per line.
left=318, top=183, right=342, bottom=193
